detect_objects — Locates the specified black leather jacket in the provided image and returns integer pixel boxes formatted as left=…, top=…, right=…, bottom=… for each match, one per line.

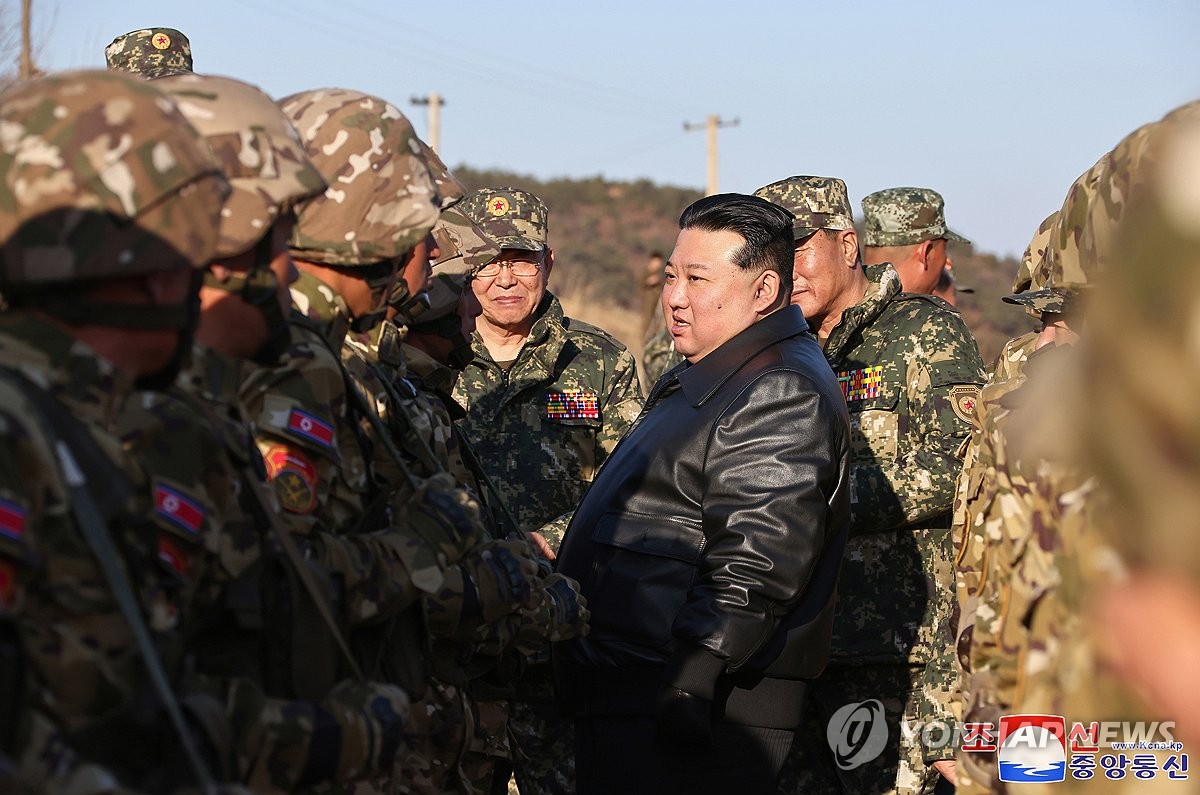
left=556, top=306, right=851, bottom=728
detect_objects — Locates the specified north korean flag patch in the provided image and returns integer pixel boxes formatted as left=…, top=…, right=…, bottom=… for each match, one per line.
left=286, top=408, right=335, bottom=449
left=0, top=498, right=26, bottom=543
left=545, top=389, right=600, bottom=420
left=154, top=484, right=204, bottom=536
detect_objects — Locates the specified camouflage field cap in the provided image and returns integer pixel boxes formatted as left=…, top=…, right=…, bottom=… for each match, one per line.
left=105, top=28, right=193, bottom=79
left=279, top=88, right=440, bottom=267
left=861, top=187, right=970, bottom=247
left=753, top=176, right=854, bottom=239
left=459, top=187, right=548, bottom=252
left=0, top=70, right=229, bottom=286
left=158, top=74, right=327, bottom=259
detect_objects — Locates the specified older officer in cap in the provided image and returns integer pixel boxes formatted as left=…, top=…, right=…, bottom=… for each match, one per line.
left=755, top=176, right=984, bottom=794
left=861, top=187, right=969, bottom=296
left=104, top=27, right=193, bottom=78
left=454, top=187, right=643, bottom=795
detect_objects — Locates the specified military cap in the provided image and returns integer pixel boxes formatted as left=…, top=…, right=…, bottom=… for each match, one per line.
left=459, top=187, right=548, bottom=252
left=0, top=70, right=228, bottom=286
left=279, top=88, right=439, bottom=268
left=753, top=176, right=854, bottom=240
left=861, top=187, right=969, bottom=247
left=104, top=28, right=192, bottom=80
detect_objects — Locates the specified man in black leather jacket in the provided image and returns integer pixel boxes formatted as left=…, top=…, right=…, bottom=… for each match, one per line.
left=555, top=194, right=852, bottom=795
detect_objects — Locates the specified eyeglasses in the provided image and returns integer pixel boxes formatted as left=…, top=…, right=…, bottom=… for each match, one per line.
left=475, top=259, right=542, bottom=279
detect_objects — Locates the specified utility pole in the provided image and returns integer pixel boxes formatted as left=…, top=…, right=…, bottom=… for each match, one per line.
left=410, top=92, right=444, bottom=153
left=683, top=114, right=739, bottom=195
left=19, top=0, right=32, bottom=80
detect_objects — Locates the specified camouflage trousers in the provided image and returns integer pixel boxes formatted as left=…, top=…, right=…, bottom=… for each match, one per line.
left=779, top=663, right=942, bottom=795
left=955, top=669, right=1004, bottom=794
left=461, top=698, right=511, bottom=794
left=508, top=666, right=574, bottom=795
left=393, top=680, right=473, bottom=795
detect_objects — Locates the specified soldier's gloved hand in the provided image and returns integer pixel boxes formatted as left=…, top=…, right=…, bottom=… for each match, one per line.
left=655, top=687, right=713, bottom=751
left=514, top=574, right=590, bottom=651
left=463, top=539, right=541, bottom=623
left=323, top=680, right=410, bottom=776
left=400, top=473, right=486, bottom=567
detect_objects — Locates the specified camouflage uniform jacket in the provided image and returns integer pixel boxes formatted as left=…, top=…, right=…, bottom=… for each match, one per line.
left=0, top=314, right=213, bottom=791
left=453, top=293, right=644, bottom=548
left=120, top=343, right=410, bottom=791
left=821, top=263, right=984, bottom=663
left=238, top=273, right=445, bottom=627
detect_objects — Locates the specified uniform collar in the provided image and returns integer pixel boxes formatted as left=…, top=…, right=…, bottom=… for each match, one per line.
left=822, top=263, right=903, bottom=361
left=290, top=270, right=352, bottom=352
left=470, top=291, right=568, bottom=374
left=673, top=305, right=810, bottom=407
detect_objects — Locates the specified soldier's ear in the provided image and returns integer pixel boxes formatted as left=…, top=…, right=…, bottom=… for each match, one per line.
left=840, top=229, right=859, bottom=268
left=543, top=249, right=555, bottom=279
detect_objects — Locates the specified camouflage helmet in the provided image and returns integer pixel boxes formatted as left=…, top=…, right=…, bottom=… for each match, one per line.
left=278, top=88, right=440, bottom=267
left=1077, top=104, right=1200, bottom=571
left=459, top=187, right=548, bottom=251
left=861, top=187, right=970, bottom=247
left=416, top=138, right=465, bottom=210
left=0, top=70, right=228, bottom=286
left=1012, top=210, right=1059, bottom=294
left=1005, top=119, right=1168, bottom=314
left=753, top=175, right=854, bottom=240
left=105, top=28, right=193, bottom=80
left=157, top=74, right=327, bottom=259
left=421, top=205, right=501, bottom=322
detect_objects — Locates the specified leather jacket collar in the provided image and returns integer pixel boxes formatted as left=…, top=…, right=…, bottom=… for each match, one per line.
left=663, top=305, right=811, bottom=408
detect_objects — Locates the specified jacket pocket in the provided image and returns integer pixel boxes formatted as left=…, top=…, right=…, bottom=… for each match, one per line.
left=587, top=511, right=703, bottom=653
left=848, top=385, right=900, bottom=464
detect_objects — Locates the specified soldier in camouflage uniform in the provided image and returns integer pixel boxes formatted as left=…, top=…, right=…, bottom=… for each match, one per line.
left=862, top=187, right=970, bottom=295
left=453, top=188, right=643, bottom=795
left=950, top=115, right=1175, bottom=792
left=756, top=177, right=984, bottom=795
left=1060, top=102, right=1200, bottom=769
left=387, top=207, right=592, bottom=794
left=115, top=73, right=415, bottom=791
left=0, top=70, right=231, bottom=792
left=105, top=27, right=193, bottom=78
left=276, top=89, right=533, bottom=795
left=335, top=140, right=561, bottom=795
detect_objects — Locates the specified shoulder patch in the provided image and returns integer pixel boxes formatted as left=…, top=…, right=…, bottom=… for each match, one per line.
left=949, top=385, right=981, bottom=424
left=154, top=482, right=205, bottom=537
left=0, top=497, right=27, bottom=543
left=546, top=388, right=600, bottom=420
left=286, top=408, right=335, bottom=449
left=0, top=559, right=16, bottom=608
left=263, top=445, right=319, bottom=514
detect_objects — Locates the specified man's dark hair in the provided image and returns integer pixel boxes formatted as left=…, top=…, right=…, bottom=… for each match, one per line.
left=679, top=193, right=794, bottom=295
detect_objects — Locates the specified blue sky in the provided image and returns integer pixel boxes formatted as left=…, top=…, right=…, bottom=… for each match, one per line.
left=34, top=0, right=1200, bottom=257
